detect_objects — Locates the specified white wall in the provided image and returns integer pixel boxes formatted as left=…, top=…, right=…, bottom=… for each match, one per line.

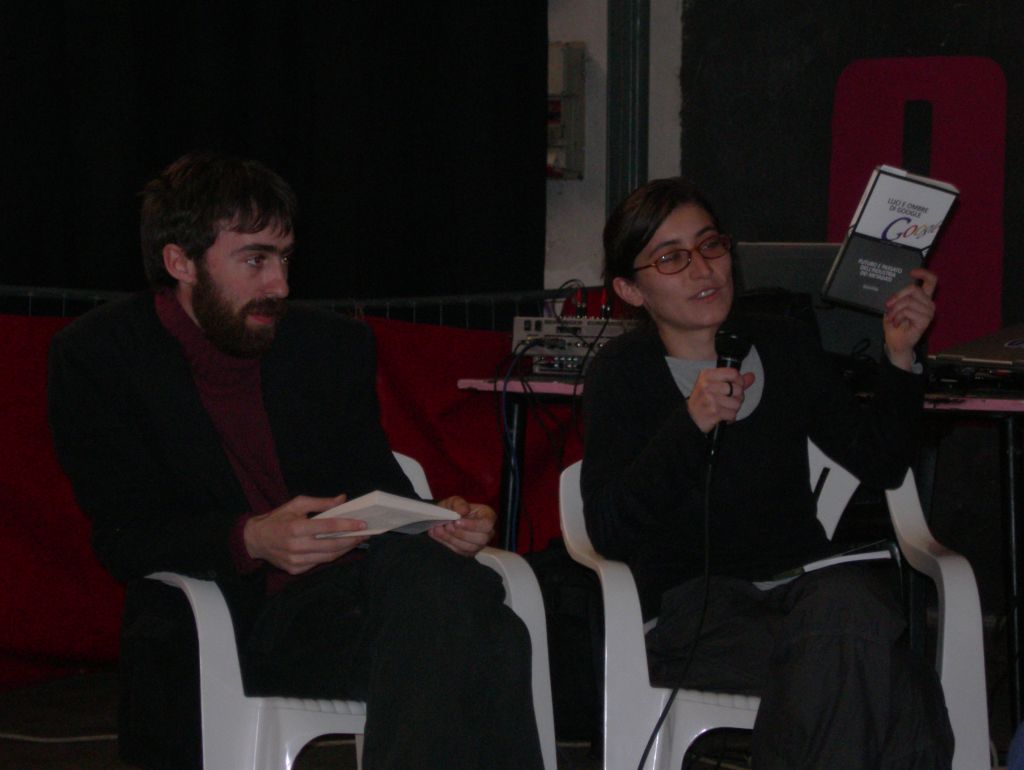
left=545, top=0, right=682, bottom=290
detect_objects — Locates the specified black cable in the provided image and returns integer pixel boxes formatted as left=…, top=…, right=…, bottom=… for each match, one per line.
left=636, top=456, right=717, bottom=770
left=495, top=339, right=545, bottom=548
left=497, top=309, right=610, bottom=548
left=499, top=343, right=537, bottom=469
left=553, top=279, right=586, bottom=320
left=562, top=315, right=611, bottom=449
left=491, top=343, right=532, bottom=448
left=523, top=316, right=610, bottom=465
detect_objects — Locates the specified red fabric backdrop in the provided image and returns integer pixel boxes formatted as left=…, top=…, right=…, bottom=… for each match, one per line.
left=0, top=313, right=579, bottom=690
left=0, top=315, right=123, bottom=689
left=368, top=317, right=582, bottom=554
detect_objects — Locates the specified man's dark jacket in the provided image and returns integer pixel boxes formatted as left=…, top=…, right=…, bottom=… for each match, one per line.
left=48, top=292, right=414, bottom=768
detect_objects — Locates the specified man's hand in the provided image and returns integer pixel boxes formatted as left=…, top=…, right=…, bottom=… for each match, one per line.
left=243, top=494, right=368, bottom=574
left=428, top=496, right=496, bottom=557
left=883, top=267, right=938, bottom=371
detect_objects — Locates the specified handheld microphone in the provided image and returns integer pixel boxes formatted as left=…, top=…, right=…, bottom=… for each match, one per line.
left=707, top=325, right=752, bottom=465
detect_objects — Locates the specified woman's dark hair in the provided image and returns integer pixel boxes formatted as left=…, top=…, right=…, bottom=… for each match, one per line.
left=602, top=177, right=723, bottom=293
left=139, top=151, right=298, bottom=288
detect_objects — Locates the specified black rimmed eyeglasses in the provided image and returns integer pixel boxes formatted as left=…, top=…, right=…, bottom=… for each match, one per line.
left=633, top=234, right=732, bottom=275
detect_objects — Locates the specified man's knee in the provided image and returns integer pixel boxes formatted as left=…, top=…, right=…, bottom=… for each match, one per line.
left=365, top=534, right=508, bottom=622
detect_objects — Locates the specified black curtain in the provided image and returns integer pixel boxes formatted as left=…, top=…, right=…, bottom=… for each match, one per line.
left=1, top=2, right=548, bottom=298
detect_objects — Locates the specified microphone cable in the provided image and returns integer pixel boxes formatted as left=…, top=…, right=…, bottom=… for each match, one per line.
left=637, top=326, right=748, bottom=770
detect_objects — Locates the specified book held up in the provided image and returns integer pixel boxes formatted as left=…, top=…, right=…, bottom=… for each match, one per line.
left=821, top=165, right=959, bottom=314
left=313, top=491, right=459, bottom=537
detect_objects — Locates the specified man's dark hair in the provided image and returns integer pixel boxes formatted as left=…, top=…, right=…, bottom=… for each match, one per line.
left=602, top=176, right=723, bottom=294
left=140, top=152, right=298, bottom=288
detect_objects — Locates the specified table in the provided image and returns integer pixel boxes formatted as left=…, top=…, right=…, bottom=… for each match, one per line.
left=457, top=377, right=582, bottom=551
left=925, top=393, right=1024, bottom=728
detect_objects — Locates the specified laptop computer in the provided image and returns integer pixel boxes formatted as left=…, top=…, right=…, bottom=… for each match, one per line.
left=928, top=323, right=1024, bottom=393
left=736, top=242, right=884, bottom=360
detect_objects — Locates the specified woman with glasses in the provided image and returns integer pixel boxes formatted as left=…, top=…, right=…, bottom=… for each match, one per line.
left=581, top=177, right=952, bottom=769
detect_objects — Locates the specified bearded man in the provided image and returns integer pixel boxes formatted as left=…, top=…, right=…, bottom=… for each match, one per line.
left=47, top=152, right=543, bottom=770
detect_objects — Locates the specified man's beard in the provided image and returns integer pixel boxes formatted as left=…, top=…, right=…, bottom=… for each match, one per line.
left=191, top=266, right=287, bottom=358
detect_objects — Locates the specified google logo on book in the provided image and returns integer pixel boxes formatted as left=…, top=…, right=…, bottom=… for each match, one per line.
left=881, top=217, right=941, bottom=242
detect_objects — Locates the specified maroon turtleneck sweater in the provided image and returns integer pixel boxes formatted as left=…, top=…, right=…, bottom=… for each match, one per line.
left=155, top=290, right=289, bottom=585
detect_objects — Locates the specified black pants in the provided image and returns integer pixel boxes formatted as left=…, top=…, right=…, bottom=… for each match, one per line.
left=645, top=563, right=954, bottom=770
left=241, top=534, right=544, bottom=770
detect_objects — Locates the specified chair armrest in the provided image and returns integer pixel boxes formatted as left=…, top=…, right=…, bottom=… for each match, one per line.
left=146, top=572, right=247, bottom=698
left=568, top=541, right=654, bottom=693
left=885, top=469, right=991, bottom=770
left=475, top=547, right=557, bottom=770
left=558, top=462, right=653, bottom=695
left=475, top=546, right=547, bottom=631
left=559, top=510, right=655, bottom=700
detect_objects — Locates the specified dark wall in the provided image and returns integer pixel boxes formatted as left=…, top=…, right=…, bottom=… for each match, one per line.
left=1, top=2, right=547, bottom=299
left=678, top=0, right=1022, bottom=347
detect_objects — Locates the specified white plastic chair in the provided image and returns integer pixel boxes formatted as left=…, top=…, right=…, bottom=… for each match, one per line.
left=559, top=440, right=990, bottom=770
left=149, top=452, right=557, bottom=770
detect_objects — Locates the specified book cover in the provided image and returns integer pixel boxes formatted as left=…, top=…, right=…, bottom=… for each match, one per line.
left=313, top=491, right=458, bottom=537
left=822, top=165, right=959, bottom=314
